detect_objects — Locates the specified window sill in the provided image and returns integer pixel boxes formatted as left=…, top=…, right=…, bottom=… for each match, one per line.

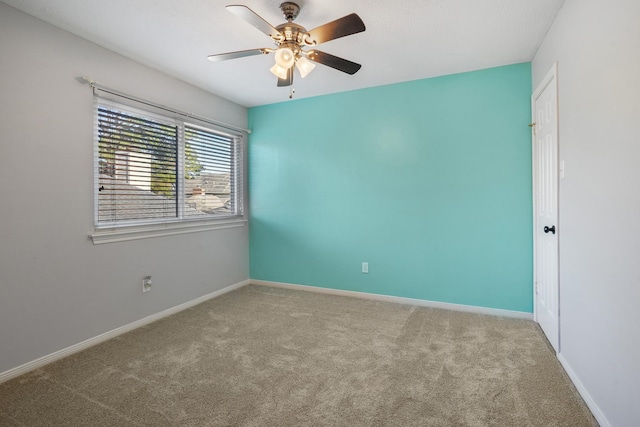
left=90, top=218, right=246, bottom=245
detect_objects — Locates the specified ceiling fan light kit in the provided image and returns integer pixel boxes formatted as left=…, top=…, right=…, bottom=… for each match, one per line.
left=274, top=46, right=295, bottom=69
left=295, top=56, right=316, bottom=78
left=208, top=2, right=366, bottom=96
left=269, top=63, right=289, bottom=80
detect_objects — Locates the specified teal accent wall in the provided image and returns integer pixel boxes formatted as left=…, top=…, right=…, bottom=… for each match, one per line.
left=248, top=63, right=533, bottom=312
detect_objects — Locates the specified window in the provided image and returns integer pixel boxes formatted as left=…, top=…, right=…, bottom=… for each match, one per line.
left=95, top=101, right=243, bottom=232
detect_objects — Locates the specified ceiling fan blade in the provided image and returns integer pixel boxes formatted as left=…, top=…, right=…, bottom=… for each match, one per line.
left=306, top=13, right=366, bottom=45
left=307, top=50, right=361, bottom=75
left=277, top=67, right=294, bottom=87
left=226, top=5, right=282, bottom=41
left=207, top=48, right=269, bottom=62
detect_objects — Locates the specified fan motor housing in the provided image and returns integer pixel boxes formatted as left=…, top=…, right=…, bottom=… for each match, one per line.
left=275, top=22, right=308, bottom=45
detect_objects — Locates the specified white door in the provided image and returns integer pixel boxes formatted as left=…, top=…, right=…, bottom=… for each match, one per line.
left=532, top=64, right=559, bottom=352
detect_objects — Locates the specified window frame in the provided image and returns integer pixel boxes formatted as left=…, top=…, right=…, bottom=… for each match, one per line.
left=91, top=98, right=246, bottom=244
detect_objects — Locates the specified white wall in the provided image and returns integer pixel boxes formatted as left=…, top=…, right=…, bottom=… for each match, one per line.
left=532, top=1, right=640, bottom=425
left=0, top=4, right=249, bottom=374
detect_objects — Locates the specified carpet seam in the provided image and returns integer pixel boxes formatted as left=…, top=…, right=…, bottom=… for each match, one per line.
left=51, top=379, right=146, bottom=426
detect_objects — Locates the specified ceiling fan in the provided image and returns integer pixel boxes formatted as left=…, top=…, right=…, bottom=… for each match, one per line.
left=208, top=2, right=366, bottom=89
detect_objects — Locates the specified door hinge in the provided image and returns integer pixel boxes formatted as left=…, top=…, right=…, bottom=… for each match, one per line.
left=535, top=281, right=538, bottom=295
left=529, top=122, right=536, bottom=136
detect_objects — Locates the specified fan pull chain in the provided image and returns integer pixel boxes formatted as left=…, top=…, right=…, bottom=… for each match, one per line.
left=289, top=86, right=295, bottom=99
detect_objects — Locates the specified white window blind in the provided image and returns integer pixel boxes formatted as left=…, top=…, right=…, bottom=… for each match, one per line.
left=183, top=125, right=238, bottom=218
left=96, top=102, right=243, bottom=228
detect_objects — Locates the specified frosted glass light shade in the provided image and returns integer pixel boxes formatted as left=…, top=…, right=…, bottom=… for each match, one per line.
left=295, top=56, right=316, bottom=78
left=274, top=48, right=295, bottom=68
left=270, top=64, right=289, bottom=80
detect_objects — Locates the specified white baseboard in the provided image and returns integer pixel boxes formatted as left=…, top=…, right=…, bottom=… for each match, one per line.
left=557, top=353, right=611, bottom=427
left=0, top=279, right=250, bottom=384
left=250, top=280, right=533, bottom=320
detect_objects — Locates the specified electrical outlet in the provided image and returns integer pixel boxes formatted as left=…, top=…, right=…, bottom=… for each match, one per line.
left=142, top=276, right=152, bottom=293
left=362, top=262, right=369, bottom=274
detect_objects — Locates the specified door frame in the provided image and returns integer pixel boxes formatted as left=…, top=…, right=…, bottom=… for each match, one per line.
left=531, top=62, right=560, bottom=349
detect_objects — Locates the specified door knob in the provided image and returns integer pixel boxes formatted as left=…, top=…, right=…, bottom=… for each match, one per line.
left=544, top=225, right=556, bottom=234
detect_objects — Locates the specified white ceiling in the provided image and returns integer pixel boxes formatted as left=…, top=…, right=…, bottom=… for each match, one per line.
left=2, top=0, right=564, bottom=107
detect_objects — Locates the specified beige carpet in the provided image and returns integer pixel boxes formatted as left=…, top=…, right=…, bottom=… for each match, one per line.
left=0, top=284, right=597, bottom=426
